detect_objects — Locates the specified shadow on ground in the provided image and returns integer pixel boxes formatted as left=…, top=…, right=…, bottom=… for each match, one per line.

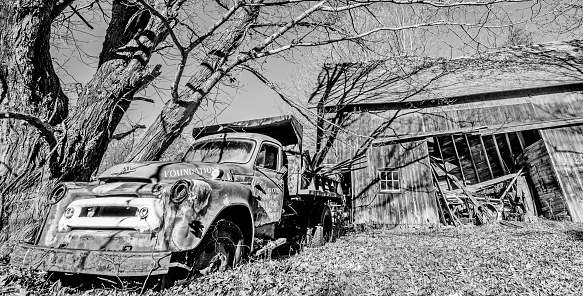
left=565, top=230, right=583, bottom=241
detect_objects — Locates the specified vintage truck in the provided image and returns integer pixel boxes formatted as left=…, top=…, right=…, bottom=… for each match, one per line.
left=11, top=115, right=346, bottom=285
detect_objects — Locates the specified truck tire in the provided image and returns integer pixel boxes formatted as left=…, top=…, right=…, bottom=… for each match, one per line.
left=193, top=219, right=245, bottom=274
left=309, top=206, right=333, bottom=247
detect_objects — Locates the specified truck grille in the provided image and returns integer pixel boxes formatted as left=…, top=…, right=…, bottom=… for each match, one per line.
left=79, top=206, right=138, bottom=217
left=58, top=197, right=163, bottom=233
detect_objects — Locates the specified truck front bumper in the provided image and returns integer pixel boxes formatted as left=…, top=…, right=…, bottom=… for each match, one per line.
left=11, top=243, right=171, bottom=277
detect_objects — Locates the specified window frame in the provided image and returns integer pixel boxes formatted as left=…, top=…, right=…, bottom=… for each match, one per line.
left=378, top=168, right=401, bottom=193
left=181, top=138, right=256, bottom=164
left=255, top=142, right=280, bottom=172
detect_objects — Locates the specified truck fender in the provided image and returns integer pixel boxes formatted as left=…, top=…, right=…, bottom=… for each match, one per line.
left=207, top=204, right=255, bottom=255
left=164, top=180, right=254, bottom=252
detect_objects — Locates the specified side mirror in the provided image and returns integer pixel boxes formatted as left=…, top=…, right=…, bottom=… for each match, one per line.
left=276, top=166, right=288, bottom=180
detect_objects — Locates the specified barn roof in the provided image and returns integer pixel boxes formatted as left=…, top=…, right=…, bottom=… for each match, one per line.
left=316, top=39, right=583, bottom=112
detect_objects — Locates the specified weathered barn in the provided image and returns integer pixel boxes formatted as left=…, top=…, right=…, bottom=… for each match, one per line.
left=316, top=40, right=583, bottom=226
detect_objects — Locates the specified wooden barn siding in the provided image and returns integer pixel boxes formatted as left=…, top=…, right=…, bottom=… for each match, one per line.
left=530, top=91, right=583, bottom=120
left=423, top=90, right=583, bottom=133
left=423, top=101, right=536, bottom=133
left=325, top=110, right=425, bottom=171
left=353, top=141, right=439, bottom=226
left=540, top=127, right=583, bottom=222
left=519, top=139, right=569, bottom=220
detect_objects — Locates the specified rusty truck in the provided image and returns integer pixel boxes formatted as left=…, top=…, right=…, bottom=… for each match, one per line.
left=11, top=115, right=346, bottom=285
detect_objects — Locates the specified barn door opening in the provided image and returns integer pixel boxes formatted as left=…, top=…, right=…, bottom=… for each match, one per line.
left=341, top=171, right=353, bottom=223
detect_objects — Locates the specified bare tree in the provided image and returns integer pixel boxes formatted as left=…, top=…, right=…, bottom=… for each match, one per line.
left=0, top=0, right=582, bottom=237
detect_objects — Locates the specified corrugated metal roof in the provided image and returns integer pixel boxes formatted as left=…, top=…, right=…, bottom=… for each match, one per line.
left=316, top=40, right=583, bottom=108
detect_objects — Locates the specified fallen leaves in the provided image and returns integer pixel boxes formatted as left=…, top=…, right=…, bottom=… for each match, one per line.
left=2, top=220, right=583, bottom=295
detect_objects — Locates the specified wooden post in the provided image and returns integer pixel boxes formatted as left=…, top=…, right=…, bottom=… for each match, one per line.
left=435, top=137, right=452, bottom=190
left=516, top=131, right=525, bottom=150
left=464, top=134, right=480, bottom=183
left=492, top=134, right=508, bottom=174
left=504, top=133, right=516, bottom=172
left=479, top=136, right=494, bottom=179
left=451, top=135, right=466, bottom=186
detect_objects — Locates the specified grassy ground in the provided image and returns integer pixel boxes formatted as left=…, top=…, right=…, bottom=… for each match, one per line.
left=2, top=220, right=583, bottom=295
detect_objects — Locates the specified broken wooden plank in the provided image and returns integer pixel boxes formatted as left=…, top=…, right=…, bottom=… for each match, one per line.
left=431, top=167, right=461, bottom=227
left=435, top=137, right=452, bottom=190
left=255, top=238, right=287, bottom=257
left=497, top=167, right=524, bottom=201
left=431, top=159, right=493, bottom=225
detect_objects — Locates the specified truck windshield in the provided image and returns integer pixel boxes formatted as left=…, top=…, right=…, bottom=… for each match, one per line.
left=182, top=139, right=255, bottom=164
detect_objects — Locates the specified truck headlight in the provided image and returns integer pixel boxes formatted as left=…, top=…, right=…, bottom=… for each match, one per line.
left=211, top=168, right=224, bottom=180
left=171, top=180, right=190, bottom=203
left=48, top=184, right=67, bottom=205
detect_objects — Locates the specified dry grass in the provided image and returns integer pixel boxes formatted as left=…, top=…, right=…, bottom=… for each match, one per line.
left=2, top=220, right=583, bottom=295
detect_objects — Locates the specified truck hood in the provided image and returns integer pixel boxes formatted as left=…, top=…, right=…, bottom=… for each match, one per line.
left=98, top=161, right=252, bottom=182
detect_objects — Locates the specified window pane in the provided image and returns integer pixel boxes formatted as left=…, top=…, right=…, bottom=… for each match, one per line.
left=393, top=179, right=400, bottom=190
left=378, top=169, right=400, bottom=192
left=184, top=139, right=255, bottom=164
left=256, top=144, right=279, bottom=170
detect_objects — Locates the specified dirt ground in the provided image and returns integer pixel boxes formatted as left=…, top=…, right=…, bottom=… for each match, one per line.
left=2, top=220, right=583, bottom=296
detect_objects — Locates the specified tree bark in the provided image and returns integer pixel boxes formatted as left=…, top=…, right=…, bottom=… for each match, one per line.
left=0, top=0, right=67, bottom=233
left=126, top=4, right=260, bottom=162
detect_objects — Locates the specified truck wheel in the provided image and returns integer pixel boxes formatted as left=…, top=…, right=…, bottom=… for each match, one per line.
left=309, top=206, right=333, bottom=247
left=193, top=219, right=245, bottom=274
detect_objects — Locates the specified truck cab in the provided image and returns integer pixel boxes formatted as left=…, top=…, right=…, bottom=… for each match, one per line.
left=180, top=132, right=288, bottom=233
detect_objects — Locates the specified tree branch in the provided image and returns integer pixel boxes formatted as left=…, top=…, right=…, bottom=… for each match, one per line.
left=257, top=21, right=515, bottom=57
left=0, top=112, right=57, bottom=148
left=389, top=0, right=533, bottom=8
left=112, top=124, right=146, bottom=140
left=0, top=73, right=7, bottom=106
left=130, top=96, right=155, bottom=103
left=250, top=1, right=326, bottom=55
left=137, top=0, right=243, bottom=101
left=52, top=0, right=77, bottom=19
left=239, top=65, right=312, bottom=121
left=69, top=4, right=94, bottom=29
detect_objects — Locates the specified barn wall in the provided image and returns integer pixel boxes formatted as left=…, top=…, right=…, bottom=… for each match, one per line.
left=530, top=92, right=583, bottom=120
left=325, top=110, right=424, bottom=165
left=519, top=139, right=567, bottom=220
left=422, top=88, right=583, bottom=132
left=540, top=127, right=583, bottom=222
left=423, top=98, right=536, bottom=132
left=353, top=140, right=438, bottom=226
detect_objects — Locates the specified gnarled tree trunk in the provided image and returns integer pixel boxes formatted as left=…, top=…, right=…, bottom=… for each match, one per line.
left=0, top=0, right=176, bottom=241
left=0, top=0, right=67, bottom=238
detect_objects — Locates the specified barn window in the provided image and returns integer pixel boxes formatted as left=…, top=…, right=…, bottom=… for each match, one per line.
left=378, top=169, right=400, bottom=193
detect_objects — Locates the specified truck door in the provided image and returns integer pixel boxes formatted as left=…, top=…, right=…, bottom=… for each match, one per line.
left=252, top=142, right=285, bottom=226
